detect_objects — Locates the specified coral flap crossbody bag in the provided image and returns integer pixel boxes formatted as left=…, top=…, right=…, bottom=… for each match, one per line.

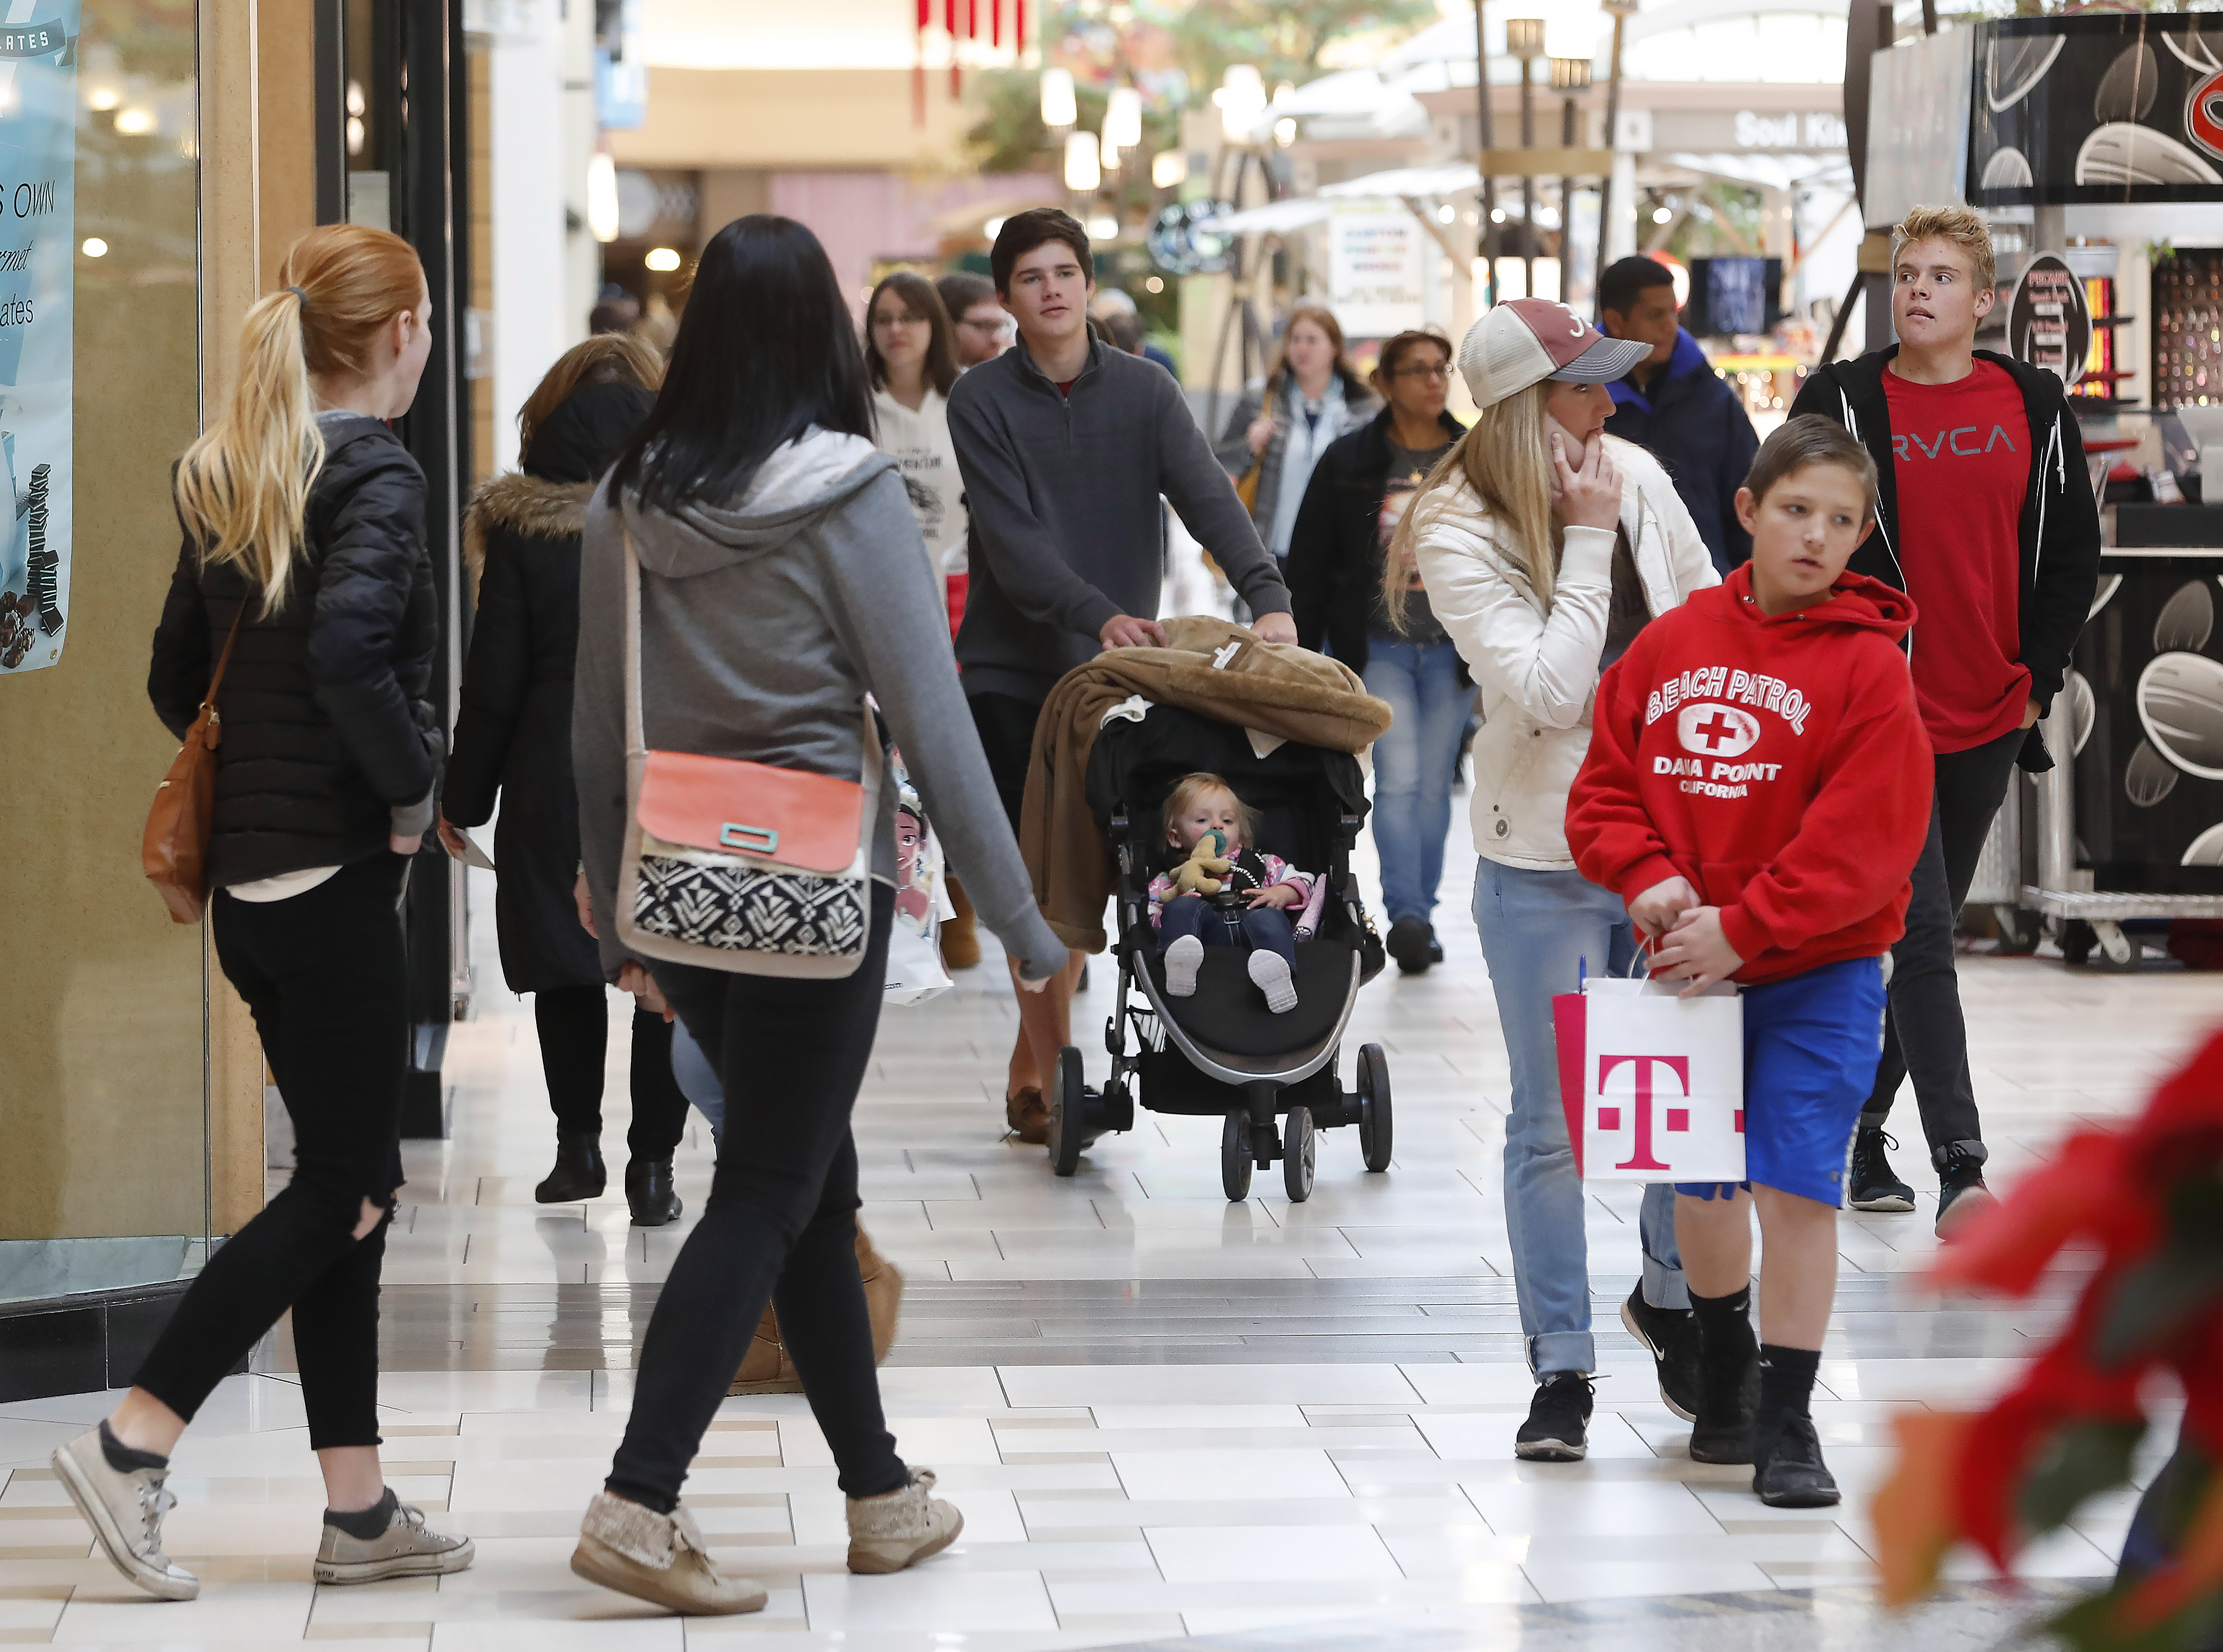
left=615, top=532, right=880, bottom=978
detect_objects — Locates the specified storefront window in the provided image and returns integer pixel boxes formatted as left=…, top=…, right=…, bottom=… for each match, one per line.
left=0, top=0, right=208, bottom=1305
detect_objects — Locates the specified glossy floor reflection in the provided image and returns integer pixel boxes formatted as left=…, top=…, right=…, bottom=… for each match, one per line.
left=3, top=850, right=2212, bottom=1647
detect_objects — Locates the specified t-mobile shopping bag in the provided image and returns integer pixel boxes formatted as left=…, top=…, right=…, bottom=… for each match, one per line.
left=1566, top=978, right=1745, bottom=1184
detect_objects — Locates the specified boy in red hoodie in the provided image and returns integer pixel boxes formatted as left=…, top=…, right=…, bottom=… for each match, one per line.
left=1567, top=416, right=1933, bottom=1508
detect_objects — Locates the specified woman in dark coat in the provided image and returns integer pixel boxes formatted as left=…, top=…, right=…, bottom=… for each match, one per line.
left=1285, top=326, right=1468, bottom=975
left=439, top=335, right=687, bottom=1224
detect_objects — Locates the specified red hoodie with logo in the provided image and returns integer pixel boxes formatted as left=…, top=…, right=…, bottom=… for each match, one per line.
left=1567, top=564, right=1934, bottom=985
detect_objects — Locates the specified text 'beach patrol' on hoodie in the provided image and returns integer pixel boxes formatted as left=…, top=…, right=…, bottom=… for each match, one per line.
left=1566, top=564, right=1935, bottom=985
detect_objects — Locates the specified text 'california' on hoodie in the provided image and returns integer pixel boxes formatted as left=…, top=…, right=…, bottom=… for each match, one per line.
left=1566, top=563, right=1933, bottom=985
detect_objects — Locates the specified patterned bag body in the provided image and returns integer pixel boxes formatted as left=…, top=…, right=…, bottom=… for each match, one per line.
left=615, top=533, right=881, bottom=978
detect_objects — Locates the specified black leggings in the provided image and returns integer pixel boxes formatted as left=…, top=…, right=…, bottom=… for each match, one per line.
left=1862, top=724, right=2028, bottom=1156
left=605, top=886, right=905, bottom=1510
left=533, top=987, right=690, bottom=1160
left=135, top=854, right=409, bottom=1451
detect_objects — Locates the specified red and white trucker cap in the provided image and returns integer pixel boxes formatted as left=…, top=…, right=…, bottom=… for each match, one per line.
left=1457, top=299, right=1652, bottom=410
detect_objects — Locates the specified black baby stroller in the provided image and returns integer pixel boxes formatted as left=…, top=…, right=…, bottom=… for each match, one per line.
left=1047, top=702, right=1392, bottom=1202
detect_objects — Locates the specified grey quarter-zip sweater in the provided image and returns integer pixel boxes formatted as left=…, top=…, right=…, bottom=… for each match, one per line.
left=572, top=429, right=1069, bottom=984
left=947, top=337, right=1293, bottom=704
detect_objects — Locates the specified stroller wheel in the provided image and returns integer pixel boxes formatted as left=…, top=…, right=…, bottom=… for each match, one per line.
left=1220, top=1112, right=1253, bottom=1202
left=1282, top=1106, right=1316, bottom=1202
left=1357, top=1044, right=1393, bottom=1173
left=1049, top=1047, right=1086, bottom=1178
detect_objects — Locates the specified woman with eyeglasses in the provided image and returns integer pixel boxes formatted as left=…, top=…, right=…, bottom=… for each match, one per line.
left=1285, top=327, right=1467, bottom=974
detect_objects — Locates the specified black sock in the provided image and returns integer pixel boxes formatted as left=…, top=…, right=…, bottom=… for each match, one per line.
left=324, top=1486, right=398, bottom=1539
left=1687, top=1285, right=1757, bottom=1365
left=98, top=1420, right=168, bottom=1474
left=1755, top=1343, right=1821, bottom=1441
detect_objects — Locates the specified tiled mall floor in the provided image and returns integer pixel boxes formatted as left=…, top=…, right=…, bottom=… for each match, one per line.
left=3, top=852, right=2214, bottom=1648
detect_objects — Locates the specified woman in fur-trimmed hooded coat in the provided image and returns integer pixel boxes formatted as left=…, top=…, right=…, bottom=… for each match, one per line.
left=443, top=360, right=691, bottom=1221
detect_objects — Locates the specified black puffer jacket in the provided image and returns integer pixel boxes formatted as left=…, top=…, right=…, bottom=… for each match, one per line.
left=148, top=413, right=441, bottom=886
left=443, top=381, right=651, bottom=993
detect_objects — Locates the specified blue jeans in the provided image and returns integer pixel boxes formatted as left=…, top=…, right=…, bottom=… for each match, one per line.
left=1156, top=894, right=1297, bottom=966
left=1472, top=856, right=1687, bottom=1375
left=1362, top=638, right=1470, bottom=925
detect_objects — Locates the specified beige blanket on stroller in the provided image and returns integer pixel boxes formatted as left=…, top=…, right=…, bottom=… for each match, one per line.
left=1019, top=616, right=1394, bottom=952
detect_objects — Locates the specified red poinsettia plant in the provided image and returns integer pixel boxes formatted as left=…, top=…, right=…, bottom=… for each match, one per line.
left=1872, top=1027, right=2223, bottom=1650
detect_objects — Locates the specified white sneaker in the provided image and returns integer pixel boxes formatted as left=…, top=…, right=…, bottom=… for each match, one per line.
left=1163, top=934, right=1204, bottom=996
left=847, top=1467, right=963, bottom=1574
left=315, top=1494, right=475, bottom=1584
left=51, top=1426, right=198, bottom=1601
left=1249, top=949, right=1297, bottom=1014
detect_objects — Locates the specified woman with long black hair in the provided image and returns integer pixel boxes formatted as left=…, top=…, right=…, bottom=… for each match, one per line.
left=59, top=223, right=474, bottom=1600
left=566, top=216, right=1067, bottom=1615
left=439, top=333, right=692, bottom=1225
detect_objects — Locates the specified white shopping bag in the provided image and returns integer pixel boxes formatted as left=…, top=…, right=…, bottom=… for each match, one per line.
left=885, top=745, right=955, bottom=1007
left=1578, top=977, right=1745, bottom=1183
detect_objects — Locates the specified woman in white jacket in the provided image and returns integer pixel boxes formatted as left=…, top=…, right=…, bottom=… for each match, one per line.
left=1399, top=300, right=1719, bottom=1461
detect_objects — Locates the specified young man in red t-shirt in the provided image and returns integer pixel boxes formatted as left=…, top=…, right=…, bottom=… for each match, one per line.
left=1785, top=205, right=2100, bottom=1232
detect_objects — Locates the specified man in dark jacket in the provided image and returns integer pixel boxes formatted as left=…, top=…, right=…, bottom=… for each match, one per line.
left=1600, top=255, right=1760, bottom=574
left=1786, top=204, right=2102, bottom=1233
left=949, top=207, right=1293, bottom=1144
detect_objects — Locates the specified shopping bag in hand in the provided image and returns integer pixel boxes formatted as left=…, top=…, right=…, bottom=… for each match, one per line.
left=885, top=746, right=956, bottom=1006
left=1552, top=972, right=1744, bottom=1183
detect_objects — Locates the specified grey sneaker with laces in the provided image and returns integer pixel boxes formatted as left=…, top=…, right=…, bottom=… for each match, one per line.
left=314, top=1494, right=475, bottom=1584
left=571, top=1490, right=768, bottom=1616
left=847, top=1467, right=963, bottom=1574
left=51, top=1426, right=198, bottom=1601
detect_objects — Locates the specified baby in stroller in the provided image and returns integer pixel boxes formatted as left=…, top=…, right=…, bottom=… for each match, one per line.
left=1148, top=773, right=1320, bottom=1015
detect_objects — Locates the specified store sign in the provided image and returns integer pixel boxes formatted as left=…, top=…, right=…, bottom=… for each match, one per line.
left=2008, top=254, right=2092, bottom=387
left=1971, top=14, right=2223, bottom=204
left=1328, top=207, right=1425, bottom=339
left=0, top=5, right=73, bottom=677
left=1649, top=108, right=1847, bottom=155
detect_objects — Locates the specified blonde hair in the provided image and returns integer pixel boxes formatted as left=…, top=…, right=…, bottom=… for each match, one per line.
left=1891, top=203, right=1996, bottom=294
left=1162, top=773, right=1259, bottom=854
left=174, top=224, right=426, bottom=615
left=1383, top=379, right=1558, bottom=630
left=517, top=333, right=664, bottom=453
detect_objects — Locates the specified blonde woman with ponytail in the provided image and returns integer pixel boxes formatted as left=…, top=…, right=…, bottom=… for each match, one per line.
left=57, top=224, right=473, bottom=1600
left=1400, top=300, right=1717, bottom=1464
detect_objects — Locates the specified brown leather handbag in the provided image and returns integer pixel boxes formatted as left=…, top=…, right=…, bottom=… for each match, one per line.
left=142, top=606, right=245, bottom=924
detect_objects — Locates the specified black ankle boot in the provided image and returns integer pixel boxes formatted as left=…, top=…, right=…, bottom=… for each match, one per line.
left=626, top=1158, right=682, bottom=1227
left=535, top=1132, right=606, bottom=1202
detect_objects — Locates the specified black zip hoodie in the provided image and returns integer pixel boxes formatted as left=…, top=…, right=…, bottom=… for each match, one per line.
left=1785, top=346, right=2102, bottom=771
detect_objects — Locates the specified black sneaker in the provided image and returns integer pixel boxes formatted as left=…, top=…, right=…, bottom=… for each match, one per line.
left=1753, top=1413, right=1840, bottom=1507
left=1847, top=1125, right=1916, bottom=1213
left=1688, top=1321, right=1759, bottom=1464
left=1426, top=927, right=1444, bottom=965
left=1934, top=1140, right=1997, bottom=1237
left=1619, top=1289, right=1700, bottom=1422
left=1386, top=917, right=1434, bottom=975
left=1514, top=1372, right=1593, bottom=1461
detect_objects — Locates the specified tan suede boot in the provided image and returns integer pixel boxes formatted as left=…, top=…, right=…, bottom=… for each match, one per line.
left=846, top=1468, right=962, bottom=1574
left=570, top=1491, right=767, bottom=1615
left=728, top=1222, right=904, bottom=1395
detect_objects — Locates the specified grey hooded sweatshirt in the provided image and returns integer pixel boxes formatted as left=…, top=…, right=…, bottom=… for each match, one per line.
left=573, top=429, right=1069, bottom=984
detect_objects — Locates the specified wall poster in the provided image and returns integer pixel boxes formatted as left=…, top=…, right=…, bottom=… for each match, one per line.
left=1328, top=207, right=1426, bottom=340
left=0, top=5, right=73, bottom=676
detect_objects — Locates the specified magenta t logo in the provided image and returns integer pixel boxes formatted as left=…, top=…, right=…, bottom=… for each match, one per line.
left=1596, top=1054, right=1692, bottom=1172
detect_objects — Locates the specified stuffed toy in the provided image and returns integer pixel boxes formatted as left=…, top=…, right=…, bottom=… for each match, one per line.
left=1171, top=827, right=1234, bottom=898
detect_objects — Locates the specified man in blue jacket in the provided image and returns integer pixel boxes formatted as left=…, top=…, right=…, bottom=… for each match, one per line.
left=1599, top=256, right=1760, bottom=573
